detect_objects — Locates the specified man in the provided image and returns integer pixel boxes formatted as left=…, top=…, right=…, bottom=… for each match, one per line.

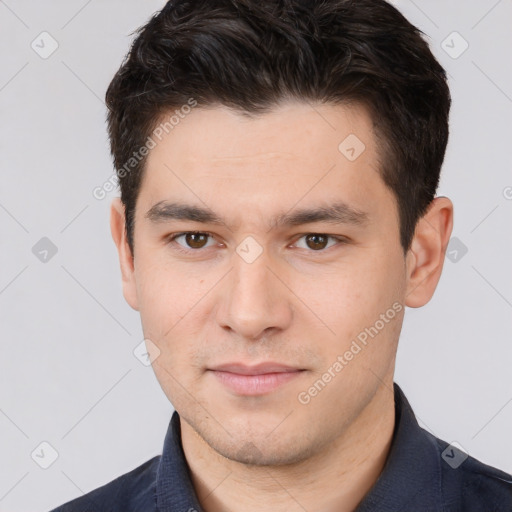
left=51, top=0, right=512, bottom=510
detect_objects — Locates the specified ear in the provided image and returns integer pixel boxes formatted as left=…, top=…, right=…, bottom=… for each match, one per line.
left=405, top=196, right=454, bottom=308
left=110, top=197, right=139, bottom=311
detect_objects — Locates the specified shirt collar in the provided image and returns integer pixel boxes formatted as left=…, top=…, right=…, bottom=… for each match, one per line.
left=156, top=383, right=442, bottom=511
left=156, top=411, right=204, bottom=512
left=355, top=383, right=443, bottom=511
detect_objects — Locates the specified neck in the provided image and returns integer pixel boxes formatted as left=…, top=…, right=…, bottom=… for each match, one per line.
left=181, top=383, right=396, bottom=512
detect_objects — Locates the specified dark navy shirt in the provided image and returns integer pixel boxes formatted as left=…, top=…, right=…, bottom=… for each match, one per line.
left=50, top=384, right=512, bottom=511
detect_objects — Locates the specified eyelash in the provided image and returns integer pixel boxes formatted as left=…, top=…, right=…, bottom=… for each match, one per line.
left=166, top=231, right=348, bottom=255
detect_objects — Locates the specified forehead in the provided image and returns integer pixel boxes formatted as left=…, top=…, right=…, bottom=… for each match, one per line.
left=148, top=100, right=376, bottom=167
left=137, top=101, right=396, bottom=228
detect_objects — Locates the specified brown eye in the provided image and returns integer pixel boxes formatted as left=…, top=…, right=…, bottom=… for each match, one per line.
left=293, top=233, right=343, bottom=252
left=170, top=232, right=215, bottom=252
left=184, top=232, right=209, bottom=248
left=305, top=234, right=329, bottom=250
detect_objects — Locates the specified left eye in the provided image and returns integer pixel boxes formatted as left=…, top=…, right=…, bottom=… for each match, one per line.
left=293, top=234, right=341, bottom=251
left=170, top=232, right=216, bottom=250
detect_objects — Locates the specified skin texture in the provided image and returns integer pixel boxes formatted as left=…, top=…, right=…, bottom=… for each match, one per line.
left=110, top=101, right=453, bottom=512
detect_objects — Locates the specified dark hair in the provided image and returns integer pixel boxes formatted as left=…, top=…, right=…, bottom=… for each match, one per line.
left=105, top=0, right=451, bottom=254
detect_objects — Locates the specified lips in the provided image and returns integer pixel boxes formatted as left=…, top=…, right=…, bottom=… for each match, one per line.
left=208, top=362, right=305, bottom=395
left=210, top=362, right=302, bottom=375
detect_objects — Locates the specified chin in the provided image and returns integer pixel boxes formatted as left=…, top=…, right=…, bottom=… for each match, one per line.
left=198, top=422, right=321, bottom=467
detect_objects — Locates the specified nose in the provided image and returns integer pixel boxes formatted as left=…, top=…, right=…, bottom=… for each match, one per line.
left=216, top=248, right=293, bottom=341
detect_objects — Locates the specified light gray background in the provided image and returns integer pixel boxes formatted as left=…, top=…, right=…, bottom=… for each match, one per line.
left=0, top=1, right=511, bottom=510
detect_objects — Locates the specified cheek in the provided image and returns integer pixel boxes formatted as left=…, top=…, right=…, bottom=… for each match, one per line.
left=134, top=258, right=191, bottom=346
left=293, top=252, right=405, bottom=350
left=135, top=262, right=207, bottom=406
left=134, top=257, right=216, bottom=360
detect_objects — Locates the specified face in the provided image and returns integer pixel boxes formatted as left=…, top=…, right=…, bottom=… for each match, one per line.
left=117, top=101, right=411, bottom=465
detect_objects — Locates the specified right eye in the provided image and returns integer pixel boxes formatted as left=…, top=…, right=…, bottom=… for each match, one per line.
left=167, top=231, right=217, bottom=252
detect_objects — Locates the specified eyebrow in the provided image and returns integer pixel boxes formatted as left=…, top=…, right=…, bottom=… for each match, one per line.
left=145, top=200, right=369, bottom=229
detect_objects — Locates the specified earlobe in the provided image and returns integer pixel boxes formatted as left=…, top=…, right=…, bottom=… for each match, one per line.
left=110, top=198, right=139, bottom=311
left=405, top=197, right=454, bottom=308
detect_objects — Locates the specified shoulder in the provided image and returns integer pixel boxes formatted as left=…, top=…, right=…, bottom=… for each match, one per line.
left=431, top=435, right=512, bottom=511
left=49, top=455, right=160, bottom=512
